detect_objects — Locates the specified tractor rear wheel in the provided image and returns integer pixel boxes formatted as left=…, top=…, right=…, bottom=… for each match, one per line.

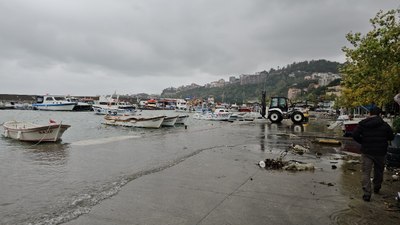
left=268, top=112, right=283, bottom=123
left=291, top=111, right=304, bottom=124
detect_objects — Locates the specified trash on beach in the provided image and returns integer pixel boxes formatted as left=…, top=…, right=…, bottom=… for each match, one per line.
left=392, top=173, right=399, bottom=181
left=289, top=144, right=310, bottom=155
left=258, top=158, right=314, bottom=171
left=283, top=161, right=315, bottom=171
left=262, top=158, right=286, bottom=170
left=313, top=138, right=342, bottom=145
left=318, top=181, right=335, bottom=187
left=346, top=160, right=360, bottom=164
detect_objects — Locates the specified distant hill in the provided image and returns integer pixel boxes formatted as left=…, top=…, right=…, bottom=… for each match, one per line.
left=161, top=59, right=342, bottom=104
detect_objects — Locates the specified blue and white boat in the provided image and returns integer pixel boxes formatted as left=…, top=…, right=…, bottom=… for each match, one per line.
left=32, top=95, right=76, bottom=111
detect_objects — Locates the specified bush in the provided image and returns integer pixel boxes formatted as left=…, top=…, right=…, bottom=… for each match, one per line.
left=392, top=116, right=400, bottom=134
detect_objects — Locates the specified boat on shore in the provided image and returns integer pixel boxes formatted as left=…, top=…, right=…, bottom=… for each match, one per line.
left=2, top=120, right=71, bottom=142
left=32, top=95, right=76, bottom=111
left=103, top=115, right=165, bottom=128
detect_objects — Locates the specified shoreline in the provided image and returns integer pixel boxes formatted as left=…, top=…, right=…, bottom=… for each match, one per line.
left=63, top=122, right=400, bottom=225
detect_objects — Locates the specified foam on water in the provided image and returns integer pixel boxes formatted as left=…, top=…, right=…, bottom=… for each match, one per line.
left=70, top=135, right=141, bottom=146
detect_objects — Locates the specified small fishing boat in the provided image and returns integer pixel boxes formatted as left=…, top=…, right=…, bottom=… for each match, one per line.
left=161, top=116, right=178, bottom=127
left=2, top=120, right=71, bottom=142
left=176, top=115, right=189, bottom=124
left=103, top=115, right=165, bottom=128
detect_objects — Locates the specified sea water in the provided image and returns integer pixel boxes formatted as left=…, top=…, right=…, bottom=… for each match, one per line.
left=0, top=109, right=205, bottom=225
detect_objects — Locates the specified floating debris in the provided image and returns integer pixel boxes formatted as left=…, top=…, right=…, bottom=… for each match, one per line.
left=318, top=181, right=335, bottom=187
left=346, top=160, right=360, bottom=164
left=313, top=138, right=342, bottom=145
left=289, top=144, right=310, bottom=155
left=258, top=158, right=314, bottom=171
left=264, top=158, right=286, bottom=170
left=284, top=161, right=315, bottom=171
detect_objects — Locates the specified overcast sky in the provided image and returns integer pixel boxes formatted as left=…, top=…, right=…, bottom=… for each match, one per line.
left=0, top=0, right=398, bottom=96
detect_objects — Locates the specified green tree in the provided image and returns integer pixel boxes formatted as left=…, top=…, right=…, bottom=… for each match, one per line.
left=340, top=9, right=400, bottom=107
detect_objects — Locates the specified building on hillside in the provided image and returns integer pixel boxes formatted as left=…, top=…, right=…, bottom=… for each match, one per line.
left=240, top=74, right=262, bottom=85
left=326, top=85, right=342, bottom=97
left=287, top=88, right=302, bottom=100
left=229, top=76, right=240, bottom=84
left=304, top=75, right=313, bottom=80
left=207, top=97, right=215, bottom=105
left=209, top=79, right=226, bottom=88
left=176, top=83, right=201, bottom=92
left=311, top=72, right=341, bottom=87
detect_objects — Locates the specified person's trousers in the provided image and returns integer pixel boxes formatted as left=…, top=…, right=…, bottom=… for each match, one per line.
left=361, top=154, right=385, bottom=196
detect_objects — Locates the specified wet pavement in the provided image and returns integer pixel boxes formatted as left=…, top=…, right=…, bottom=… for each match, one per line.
left=63, top=118, right=400, bottom=225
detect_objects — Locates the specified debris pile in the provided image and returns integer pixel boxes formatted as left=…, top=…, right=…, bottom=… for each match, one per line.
left=258, top=158, right=315, bottom=171
left=289, top=144, right=310, bottom=155
left=258, top=158, right=286, bottom=170
left=284, top=161, right=315, bottom=171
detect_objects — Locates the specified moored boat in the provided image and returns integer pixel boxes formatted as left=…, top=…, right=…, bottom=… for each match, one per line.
left=2, top=120, right=71, bottom=142
left=103, top=115, right=165, bottom=128
left=32, top=95, right=76, bottom=111
left=161, top=116, right=178, bottom=127
left=175, top=99, right=187, bottom=112
left=194, top=108, right=232, bottom=121
left=92, top=95, right=137, bottom=115
left=176, top=115, right=189, bottom=124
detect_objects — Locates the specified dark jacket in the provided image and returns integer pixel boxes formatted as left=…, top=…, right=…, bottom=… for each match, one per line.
left=352, top=116, right=394, bottom=156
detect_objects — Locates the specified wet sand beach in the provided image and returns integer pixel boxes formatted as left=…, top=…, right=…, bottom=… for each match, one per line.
left=62, top=119, right=400, bottom=225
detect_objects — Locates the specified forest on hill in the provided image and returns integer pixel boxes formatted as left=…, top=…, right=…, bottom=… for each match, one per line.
left=161, top=59, right=342, bottom=104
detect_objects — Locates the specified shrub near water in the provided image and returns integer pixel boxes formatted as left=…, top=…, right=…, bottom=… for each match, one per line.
left=392, top=117, right=400, bottom=134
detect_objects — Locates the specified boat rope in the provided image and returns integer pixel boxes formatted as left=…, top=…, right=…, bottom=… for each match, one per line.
left=53, top=122, right=62, bottom=142
left=30, top=124, right=53, bottom=146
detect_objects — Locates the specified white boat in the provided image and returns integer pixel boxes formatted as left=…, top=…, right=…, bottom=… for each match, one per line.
left=176, top=115, right=189, bottom=124
left=92, top=95, right=137, bottom=115
left=32, top=95, right=76, bottom=111
left=194, top=108, right=232, bottom=121
left=175, top=99, right=187, bottom=112
left=94, top=107, right=137, bottom=116
left=2, top=121, right=71, bottom=142
left=161, top=116, right=178, bottom=127
left=66, top=97, right=93, bottom=111
left=103, top=115, right=165, bottom=128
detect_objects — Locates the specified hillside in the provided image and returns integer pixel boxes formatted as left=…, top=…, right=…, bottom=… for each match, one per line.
left=161, top=59, right=342, bottom=104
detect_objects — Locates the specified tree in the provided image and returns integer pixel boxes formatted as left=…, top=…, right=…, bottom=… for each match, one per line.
left=340, top=9, right=400, bottom=108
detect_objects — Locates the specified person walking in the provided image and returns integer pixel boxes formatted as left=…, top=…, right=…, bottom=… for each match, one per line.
left=352, top=106, right=394, bottom=202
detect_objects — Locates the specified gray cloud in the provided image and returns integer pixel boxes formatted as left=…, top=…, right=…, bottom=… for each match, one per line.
left=0, top=0, right=398, bottom=95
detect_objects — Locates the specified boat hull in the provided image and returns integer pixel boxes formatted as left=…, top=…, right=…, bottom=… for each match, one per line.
left=176, top=115, right=189, bottom=124
left=2, top=121, right=71, bottom=142
left=161, top=116, right=178, bottom=127
left=32, top=103, right=76, bottom=111
left=103, top=115, right=165, bottom=128
left=94, top=107, right=136, bottom=116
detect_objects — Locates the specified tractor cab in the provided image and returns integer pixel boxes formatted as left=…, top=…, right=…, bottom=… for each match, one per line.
left=269, top=97, right=289, bottom=112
